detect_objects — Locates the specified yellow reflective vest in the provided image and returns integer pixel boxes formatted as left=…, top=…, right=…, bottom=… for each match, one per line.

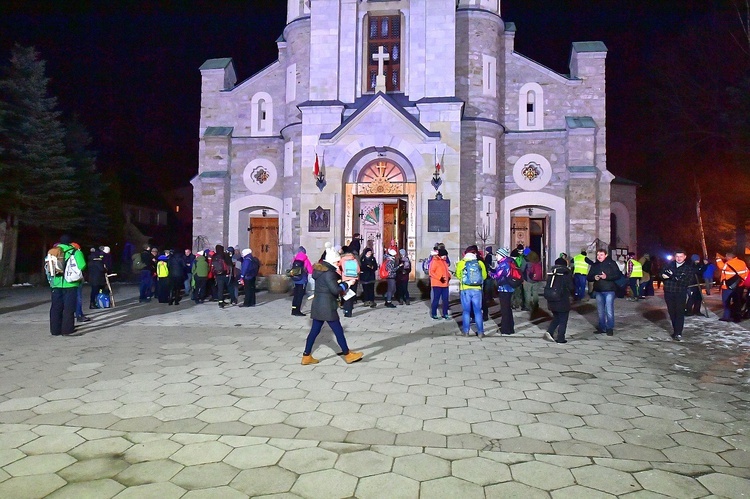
left=573, top=254, right=589, bottom=275
left=629, top=259, right=642, bottom=278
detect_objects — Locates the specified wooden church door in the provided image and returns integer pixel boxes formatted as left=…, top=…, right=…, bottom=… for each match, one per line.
left=249, top=217, right=278, bottom=276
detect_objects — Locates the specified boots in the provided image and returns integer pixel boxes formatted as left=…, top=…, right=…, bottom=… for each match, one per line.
left=343, top=351, right=363, bottom=364
left=292, top=307, right=306, bottom=316
left=301, top=354, right=319, bottom=365
left=385, top=302, right=396, bottom=308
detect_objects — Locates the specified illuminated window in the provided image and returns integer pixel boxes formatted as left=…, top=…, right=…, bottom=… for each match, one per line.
left=366, top=15, right=401, bottom=92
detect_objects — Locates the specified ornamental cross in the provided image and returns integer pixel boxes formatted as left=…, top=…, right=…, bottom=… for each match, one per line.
left=372, top=46, right=390, bottom=78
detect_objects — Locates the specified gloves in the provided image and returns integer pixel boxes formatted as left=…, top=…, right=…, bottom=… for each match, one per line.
left=439, top=276, right=446, bottom=284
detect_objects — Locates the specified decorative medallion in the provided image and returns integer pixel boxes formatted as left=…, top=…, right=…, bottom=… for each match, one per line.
left=521, top=162, right=541, bottom=181
left=243, top=159, right=277, bottom=193
left=512, top=154, right=551, bottom=192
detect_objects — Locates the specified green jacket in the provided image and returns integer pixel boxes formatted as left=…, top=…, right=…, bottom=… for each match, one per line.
left=193, top=255, right=209, bottom=278
left=49, top=244, right=87, bottom=289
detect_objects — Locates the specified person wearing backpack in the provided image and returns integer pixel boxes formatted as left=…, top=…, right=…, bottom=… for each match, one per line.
left=359, top=248, right=378, bottom=308
left=456, top=247, right=488, bottom=337
left=240, top=248, right=260, bottom=307
left=213, top=244, right=232, bottom=308
left=49, top=235, right=88, bottom=336
left=543, top=257, right=575, bottom=344
left=192, top=251, right=209, bottom=304
left=156, top=250, right=171, bottom=304
left=490, top=247, right=517, bottom=335
left=429, top=247, right=451, bottom=320
left=521, top=251, right=546, bottom=315
left=396, top=249, right=412, bottom=305
left=339, top=246, right=361, bottom=317
left=291, top=246, right=314, bottom=316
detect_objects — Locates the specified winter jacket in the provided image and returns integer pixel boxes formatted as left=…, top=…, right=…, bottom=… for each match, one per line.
left=384, top=256, right=397, bottom=279
left=241, top=255, right=260, bottom=280
left=49, top=244, right=87, bottom=289
left=168, top=253, right=185, bottom=279
left=546, top=265, right=574, bottom=313
left=310, top=261, right=346, bottom=322
left=429, top=256, right=451, bottom=288
left=291, top=251, right=313, bottom=285
left=193, top=255, right=209, bottom=278
left=359, top=251, right=378, bottom=283
left=184, top=253, right=196, bottom=274
left=456, top=254, right=487, bottom=291
left=717, top=257, right=749, bottom=290
left=397, top=255, right=412, bottom=282
left=587, top=257, right=623, bottom=292
left=661, top=260, right=696, bottom=294
left=88, top=250, right=106, bottom=287
left=490, top=257, right=517, bottom=293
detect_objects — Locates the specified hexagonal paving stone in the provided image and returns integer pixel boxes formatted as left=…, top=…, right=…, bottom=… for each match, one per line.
left=68, top=436, right=133, bottom=460
left=421, top=476, right=484, bottom=499
left=447, top=407, right=492, bottom=424
left=485, top=480, right=549, bottom=499
left=393, top=453, right=451, bottom=481
left=355, top=472, right=419, bottom=499
left=223, top=443, right=284, bottom=468
left=18, top=433, right=85, bottom=455
left=452, top=456, right=511, bottom=486
left=519, top=423, right=571, bottom=442
left=634, top=469, right=709, bottom=498
left=278, top=446, right=338, bottom=474
left=284, top=411, right=333, bottom=429
left=335, top=450, right=393, bottom=478
left=376, top=414, right=423, bottom=434
left=552, top=485, right=617, bottom=498
left=46, top=478, right=124, bottom=498
left=115, top=459, right=184, bottom=486
left=423, top=418, right=471, bottom=436
left=0, top=474, right=66, bottom=498
left=171, top=462, right=240, bottom=489
left=58, top=456, right=130, bottom=482
left=291, top=468, right=358, bottom=499
left=170, top=441, right=232, bottom=466
left=105, top=481, right=186, bottom=498
left=572, top=464, right=642, bottom=495
left=697, top=472, right=750, bottom=499
left=330, top=413, right=378, bottom=432
left=510, top=460, right=575, bottom=491
left=472, top=421, right=521, bottom=439
left=239, top=409, right=288, bottom=426
left=230, top=466, right=296, bottom=496
left=4, top=453, right=76, bottom=476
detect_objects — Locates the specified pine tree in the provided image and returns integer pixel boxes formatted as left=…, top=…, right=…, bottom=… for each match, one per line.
left=0, top=45, right=80, bottom=284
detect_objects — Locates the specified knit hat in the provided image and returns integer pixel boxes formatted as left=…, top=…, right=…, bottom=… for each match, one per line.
left=555, top=257, right=568, bottom=266
left=691, top=254, right=700, bottom=262
left=388, top=248, right=397, bottom=256
left=298, top=246, right=306, bottom=254
left=464, top=252, right=477, bottom=261
left=101, top=246, right=111, bottom=254
left=485, top=246, right=493, bottom=255
left=59, top=234, right=72, bottom=245
left=437, top=248, right=449, bottom=257
left=241, top=248, right=252, bottom=257
left=496, top=247, right=510, bottom=258
left=399, top=249, right=406, bottom=256
left=323, top=242, right=340, bottom=265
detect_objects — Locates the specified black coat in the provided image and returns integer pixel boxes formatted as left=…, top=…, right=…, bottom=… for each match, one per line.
left=168, top=253, right=185, bottom=278
left=311, top=261, right=344, bottom=322
left=88, top=251, right=106, bottom=286
left=662, top=261, right=695, bottom=294
left=359, top=253, right=378, bottom=283
left=587, top=257, right=623, bottom=292
left=546, top=265, right=574, bottom=312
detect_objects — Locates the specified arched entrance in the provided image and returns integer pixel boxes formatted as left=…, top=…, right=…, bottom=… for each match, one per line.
left=229, top=195, right=283, bottom=276
left=344, top=158, right=416, bottom=279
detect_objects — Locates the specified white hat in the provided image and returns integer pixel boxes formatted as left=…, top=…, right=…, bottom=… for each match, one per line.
left=388, top=248, right=397, bottom=256
left=102, top=246, right=110, bottom=254
left=241, top=248, right=252, bottom=257
left=323, top=242, right=340, bottom=265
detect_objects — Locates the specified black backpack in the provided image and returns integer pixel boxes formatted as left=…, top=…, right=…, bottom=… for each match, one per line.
left=543, top=269, right=565, bottom=301
left=212, top=255, right=229, bottom=276
left=290, top=259, right=306, bottom=282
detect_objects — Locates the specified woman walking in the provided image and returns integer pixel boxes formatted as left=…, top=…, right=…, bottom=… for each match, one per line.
left=302, top=243, right=363, bottom=365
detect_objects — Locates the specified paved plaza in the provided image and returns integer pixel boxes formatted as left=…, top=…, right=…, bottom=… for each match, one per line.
left=0, top=283, right=748, bottom=498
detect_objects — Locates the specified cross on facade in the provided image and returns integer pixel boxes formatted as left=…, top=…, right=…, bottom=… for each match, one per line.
left=372, top=45, right=390, bottom=93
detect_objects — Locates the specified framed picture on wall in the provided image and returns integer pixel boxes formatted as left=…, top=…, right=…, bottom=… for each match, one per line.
left=309, top=206, right=331, bottom=232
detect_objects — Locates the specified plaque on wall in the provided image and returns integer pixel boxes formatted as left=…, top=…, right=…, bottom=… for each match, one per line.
left=309, top=206, right=331, bottom=232
left=427, top=199, right=450, bottom=232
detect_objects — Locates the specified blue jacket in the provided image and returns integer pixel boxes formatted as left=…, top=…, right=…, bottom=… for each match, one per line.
left=490, top=257, right=516, bottom=293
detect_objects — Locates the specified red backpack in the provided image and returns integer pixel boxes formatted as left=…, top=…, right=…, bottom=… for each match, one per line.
left=379, top=260, right=390, bottom=279
left=528, top=261, right=544, bottom=282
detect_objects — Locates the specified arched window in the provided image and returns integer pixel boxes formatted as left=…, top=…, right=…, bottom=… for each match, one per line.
left=251, top=92, right=273, bottom=137
left=519, top=83, right=543, bottom=130
left=365, top=14, right=402, bottom=93
left=358, top=160, right=406, bottom=183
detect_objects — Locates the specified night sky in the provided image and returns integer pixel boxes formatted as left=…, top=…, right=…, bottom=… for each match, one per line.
left=0, top=1, right=738, bottom=204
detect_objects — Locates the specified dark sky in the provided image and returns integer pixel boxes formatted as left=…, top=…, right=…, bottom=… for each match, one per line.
left=0, top=0, right=737, bottom=203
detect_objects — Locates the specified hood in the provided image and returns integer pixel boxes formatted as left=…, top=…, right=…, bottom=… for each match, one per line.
left=293, top=251, right=308, bottom=261
left=552, top=265, right=571, bottom=275
left=312, top=261, right=335, bottom=279
left=463, top=252, right=477, bottom=261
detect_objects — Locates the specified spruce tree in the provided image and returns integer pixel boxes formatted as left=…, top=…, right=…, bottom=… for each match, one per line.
left=0, top=45, right=80, bottom=233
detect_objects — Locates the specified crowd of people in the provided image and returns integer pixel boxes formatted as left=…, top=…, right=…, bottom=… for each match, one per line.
left=46, top=234, right=750, bottom=360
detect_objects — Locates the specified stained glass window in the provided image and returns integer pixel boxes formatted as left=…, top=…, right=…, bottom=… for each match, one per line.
left=366, top=15, right=401, bottom=92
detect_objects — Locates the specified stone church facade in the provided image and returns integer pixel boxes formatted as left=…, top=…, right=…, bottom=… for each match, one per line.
left=193, top=0, right=634, bottom=277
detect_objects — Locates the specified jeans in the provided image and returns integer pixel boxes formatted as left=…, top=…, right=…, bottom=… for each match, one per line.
left=721, top=288, right=741, bottom=321
left=431, top=286, right=449, bottom=317
left=139, top=269, right=153, bottom=301
left=184, top=273, right=192, bottom=296
left=595, top=291, right=616, bottom=332
left=216, top=275, right=229, bottom=305
left=574, top=274, right=587, bottom=300
left=50, top=287, right=77, bottom=335
left=304, top=319, right=350, bottom=355
left=76, top=286, right=84, bottom=318
left=629, top=277, right=640, bottom=299
left=548, top=311, right=569, bottom=341
left=664, top=291, right=687, bottom=335
left=461, top=289, right=483, bottom=334
left=386, top=278, right=396, bottom=302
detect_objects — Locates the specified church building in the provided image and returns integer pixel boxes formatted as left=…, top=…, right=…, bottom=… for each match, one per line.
left=193, top=0, right=635, bottom=278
